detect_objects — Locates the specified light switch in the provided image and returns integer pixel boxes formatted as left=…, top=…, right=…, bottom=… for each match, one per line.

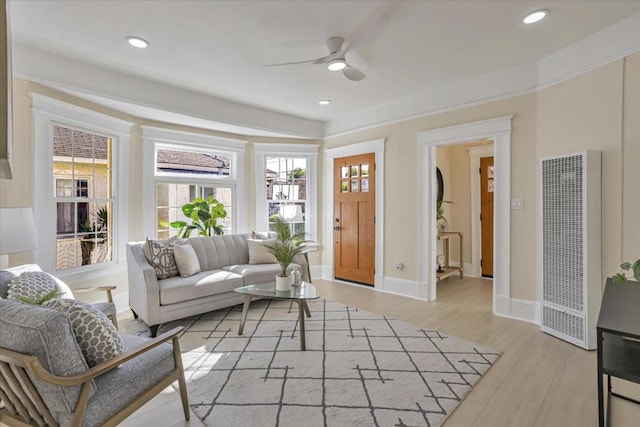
left=510, top=198, right=524, bottom=210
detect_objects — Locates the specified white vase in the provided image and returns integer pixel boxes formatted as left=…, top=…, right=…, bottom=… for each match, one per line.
left=275, top=275, right=292, bottom=291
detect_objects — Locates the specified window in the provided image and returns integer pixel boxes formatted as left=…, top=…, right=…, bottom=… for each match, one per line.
left=33, top=94, right=131, bottom=278
left=255, top=143, right=319, bottom=241
left=142, top=127, right=246, bottom=239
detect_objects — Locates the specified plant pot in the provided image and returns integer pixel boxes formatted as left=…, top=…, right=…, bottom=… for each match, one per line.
left=275, top=275, right=292, bottom=291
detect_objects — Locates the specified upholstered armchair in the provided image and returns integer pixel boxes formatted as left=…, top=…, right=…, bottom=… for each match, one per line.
left=0, top=264, right=119, bottom=329
left=0, top=298, right=190, bottom=426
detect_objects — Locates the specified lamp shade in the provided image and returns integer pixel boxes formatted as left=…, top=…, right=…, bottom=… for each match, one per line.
left=0, top=207, right=39, bottom=255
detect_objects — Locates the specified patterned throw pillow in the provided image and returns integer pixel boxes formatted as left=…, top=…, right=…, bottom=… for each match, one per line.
left=7, top=271, right=73, bottom=303
left=43, top=298, right=124, bottom=368
left=143, top=237, right=179, bottom=279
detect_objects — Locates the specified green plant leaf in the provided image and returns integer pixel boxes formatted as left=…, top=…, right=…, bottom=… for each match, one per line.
left=182, top=203, right=195, bottom=217
left=613, top=273, right=628, bottom=284
left=621, top=262, right=631, bottom=271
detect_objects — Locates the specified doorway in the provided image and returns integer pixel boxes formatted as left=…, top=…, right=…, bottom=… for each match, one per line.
left=416, top=116, right=512, bottom=319
left=333, top=153, right=375, bottom=285
left=480, top=156, right=494, bottom=277
left=324, top=139, right=385, bottom=289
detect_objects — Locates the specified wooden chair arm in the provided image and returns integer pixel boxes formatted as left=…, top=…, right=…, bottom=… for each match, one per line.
left=4, top=327, right=184, bottom=387
left=72, top=285, right=117, bottom=303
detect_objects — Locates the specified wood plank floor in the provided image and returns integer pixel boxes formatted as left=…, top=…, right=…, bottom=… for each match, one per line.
left=119, top=276, right=640, bottom=426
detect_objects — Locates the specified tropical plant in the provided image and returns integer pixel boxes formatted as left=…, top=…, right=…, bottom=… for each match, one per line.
left=80, top=206, right=109, bottom=265
left=613, top=259, right=640, bottom=284
left=170, top=195, right=227, bottom=238
left=264, top=216, right=305, bottom=277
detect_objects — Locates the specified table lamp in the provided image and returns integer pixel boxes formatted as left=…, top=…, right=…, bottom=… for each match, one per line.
left=0, top=207, right=39, bottom=269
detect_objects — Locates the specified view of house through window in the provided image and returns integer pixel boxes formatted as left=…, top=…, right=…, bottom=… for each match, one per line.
left=53, top=125, right=113, bottom=270
left=266, top=156, right=307, bottom=235
left=155, top=146, right=234, bottom=238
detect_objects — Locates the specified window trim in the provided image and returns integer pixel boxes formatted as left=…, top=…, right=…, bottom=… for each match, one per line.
left=141, top=126, right=247, bottom=239
left=254, top=143, right=319, bottom=242
left=32, top=94, right=132, bottom=281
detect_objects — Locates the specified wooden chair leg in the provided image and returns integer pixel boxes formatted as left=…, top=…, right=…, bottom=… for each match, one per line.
left=172, top=337, right=190, bottom=421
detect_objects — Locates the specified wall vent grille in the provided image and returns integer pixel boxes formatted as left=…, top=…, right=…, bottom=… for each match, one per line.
left=542, top=305, right=584, bottom=342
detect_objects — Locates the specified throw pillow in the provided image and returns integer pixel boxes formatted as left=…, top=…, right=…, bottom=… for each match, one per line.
left=7, top=271, right=74, bottom=304
left=247, top=239, right=278, bottom=264
left=173, top=242, right=201, bottom=277
left=252, top=230, right=277, bottom=240
left=43, top=298, right=124, bottom=368
left=144, top=236, right=179, bottom=279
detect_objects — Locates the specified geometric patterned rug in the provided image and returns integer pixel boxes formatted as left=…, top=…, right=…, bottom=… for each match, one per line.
left=141, top=298, right=501, bottom=426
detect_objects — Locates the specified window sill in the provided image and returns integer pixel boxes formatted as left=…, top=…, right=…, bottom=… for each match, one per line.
left=54, top=262, right=127, bottom=285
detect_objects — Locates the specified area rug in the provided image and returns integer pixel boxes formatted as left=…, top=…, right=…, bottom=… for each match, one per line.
left=139, top=299, right=500, bottom=426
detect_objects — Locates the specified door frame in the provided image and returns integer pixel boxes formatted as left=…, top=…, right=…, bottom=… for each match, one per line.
left=324, top=139, right=385, bottom=288
left=468, top=144, right=495, bottom=278
left=417, top=116, right=512, bottom=318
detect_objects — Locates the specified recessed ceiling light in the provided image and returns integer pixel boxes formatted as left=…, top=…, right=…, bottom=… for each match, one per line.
left=126, top=36, right=149, bottom=48
left=327, top=59, right=346, bottom=71
left=318, top=99, right=331, bottom=105
left=523, top=9, right=548, bottom=24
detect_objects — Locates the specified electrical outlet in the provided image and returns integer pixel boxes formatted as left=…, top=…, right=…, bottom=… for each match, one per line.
left=510, top=198, right=524, bottom=210
left=394, top=262, right=403, bottom=270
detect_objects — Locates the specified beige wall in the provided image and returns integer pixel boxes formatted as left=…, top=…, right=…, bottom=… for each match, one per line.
left=622, top=53, right=640, bottom=262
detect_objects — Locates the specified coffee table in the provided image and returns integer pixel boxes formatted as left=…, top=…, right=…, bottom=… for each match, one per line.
left=234, top=282, right=320, bottom=350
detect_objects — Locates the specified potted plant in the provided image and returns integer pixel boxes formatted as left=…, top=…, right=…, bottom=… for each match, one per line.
left=170, top=195, right=227, bottom=238
left=613, top=259, right=640, bottom=283
left=264, top=215, right=305, bottom=291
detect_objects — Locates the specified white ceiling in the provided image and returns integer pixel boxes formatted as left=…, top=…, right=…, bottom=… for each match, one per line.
left=9, top=0, right=640, bottom=136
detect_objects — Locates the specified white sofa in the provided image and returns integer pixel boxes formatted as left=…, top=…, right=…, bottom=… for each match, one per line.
left=126, top=233, right=308, bottom=336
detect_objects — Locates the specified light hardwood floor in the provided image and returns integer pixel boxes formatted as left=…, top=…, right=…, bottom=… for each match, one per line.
left=120, top=276, right=640, bottom=426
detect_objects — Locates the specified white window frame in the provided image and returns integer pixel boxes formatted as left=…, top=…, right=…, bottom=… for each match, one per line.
left=142, top=126, right=247, bottom=239
left=254, top=143, right=319, bottom=242
left=32, top=94, right=132, bottom=281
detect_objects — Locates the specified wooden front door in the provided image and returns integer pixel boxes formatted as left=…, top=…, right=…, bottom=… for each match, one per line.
left=334, top=153, right=375, bottom=285
left=480, top=156, right=494, bottom=277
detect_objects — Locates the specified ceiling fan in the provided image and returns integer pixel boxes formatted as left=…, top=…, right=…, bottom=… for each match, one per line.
left=264, top=4, right=397, bottom=82
left=265, top=36, right=367, bottom=81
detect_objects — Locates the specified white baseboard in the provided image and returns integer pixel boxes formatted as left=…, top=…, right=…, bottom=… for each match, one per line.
left=113, top=291, right=131, bottom=316
left=494, top=295, right=539, bottom=325
left=309, top=265, right=323, bottom=281
left=380, top=276, right=419, bottom=298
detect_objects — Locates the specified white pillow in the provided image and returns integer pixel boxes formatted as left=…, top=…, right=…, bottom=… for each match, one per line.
left=247, top=239, right=278, bottom=264
left=251, top=230, right=277, bottom=240
left=173, top=242, right=201, bottom=277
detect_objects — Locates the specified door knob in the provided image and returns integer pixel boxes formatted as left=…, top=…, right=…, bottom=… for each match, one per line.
left=333, top=226, right=342, bottom=231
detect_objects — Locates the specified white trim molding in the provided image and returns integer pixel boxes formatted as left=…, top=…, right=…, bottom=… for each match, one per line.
left=494, top=296, right=540, bottom=325
left=417, top=116, right=512, bottom=320
left=253, top=142, right=320, bottom=242
left=323, top=139, right=385, bottom=290
left=467, top=143, right=494, bottom=278
left=31, top=93, right=133, bottom=283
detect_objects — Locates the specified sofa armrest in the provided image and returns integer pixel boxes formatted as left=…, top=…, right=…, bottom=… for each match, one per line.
left=126, top=243, right=161, bottom=325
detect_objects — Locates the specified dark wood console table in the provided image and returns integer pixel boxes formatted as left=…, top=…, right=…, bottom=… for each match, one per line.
left=596, top=278, right=640, bottom=426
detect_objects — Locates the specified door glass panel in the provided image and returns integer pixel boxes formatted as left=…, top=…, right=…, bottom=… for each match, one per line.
left=341, top=166, right=349, bottom=179
left=361, top=178, right=369, bottom=192
left=350, top=165, right=359, bottom=177
left=351, top=179, right=359, bottom=192
left=488, top=165, right=495, bottom=179
left=361, top=164, right=369, bottom=177
left=488, top=179, right=495, bottom=192
left=341, top=181, right=349, bottom=193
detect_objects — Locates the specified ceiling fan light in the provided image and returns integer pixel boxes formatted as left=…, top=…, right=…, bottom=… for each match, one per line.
left=328, top=59, right=346, bottom=71
left=523, top=9, right=548, bottom=24
left=126, top=36, right=149, bottom=48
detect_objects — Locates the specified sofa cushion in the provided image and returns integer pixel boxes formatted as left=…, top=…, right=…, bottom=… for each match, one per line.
left=188, top=234, right=250, bottom=271
left=247, top=238, right=278, bottom=264
left=56, top=334, right=175, bottom=427
left=173, top=241, right=201, bottom=277
left=159, top=270, right=244, bottom=305
left=144, top=237, right=179, bottom=279
left=0, top=298, right=94, bottom=413
left=224, top=263, right=301, bottom=286
left=44, top=298, right=124, bottom=368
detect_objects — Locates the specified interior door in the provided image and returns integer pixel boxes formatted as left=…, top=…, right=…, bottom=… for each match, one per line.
left=334, top=153, right=375, bottom=285
left=480, top=156, right=494, bottom=277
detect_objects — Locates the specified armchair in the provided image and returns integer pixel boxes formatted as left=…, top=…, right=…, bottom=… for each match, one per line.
left=0, top=264, right=119, bottom=329
left=0, top=298, right=190, bottom=426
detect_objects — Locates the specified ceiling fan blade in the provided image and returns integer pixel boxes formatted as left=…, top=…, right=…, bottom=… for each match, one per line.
left=343, top=3, right=398, bottom=52
left=343, top=65, right=366, bottom=81
left=263, top=57, right=322, bottom=67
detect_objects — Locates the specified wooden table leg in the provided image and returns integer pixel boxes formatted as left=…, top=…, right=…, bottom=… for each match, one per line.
left=303, top=300, right=311, bottom=317
left=297, top=300, right=306, bottom=351
left=238, top=294, right=252, bottom=335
